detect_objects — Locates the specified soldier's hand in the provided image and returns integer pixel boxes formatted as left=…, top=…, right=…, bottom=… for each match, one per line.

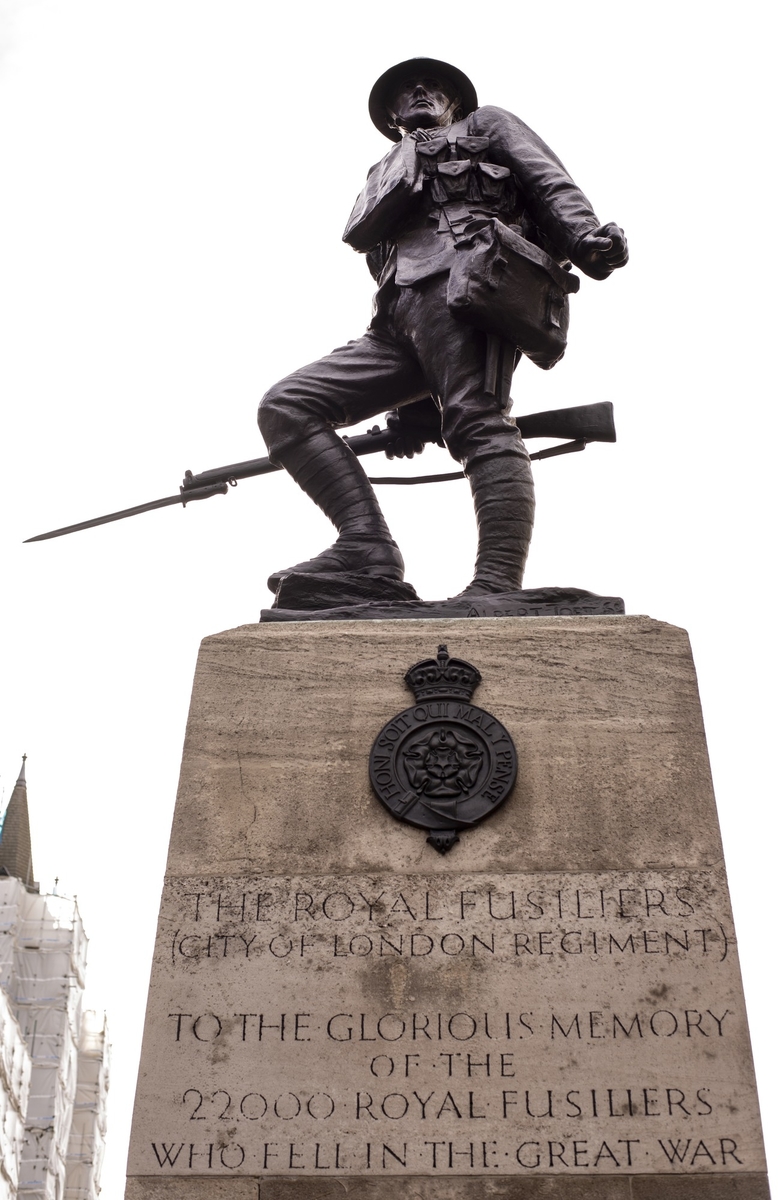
left=576, top=223, right=628, bottom=281
left=384, top=399, right=443, bottom=460
left=384, top=410, right=427, bottom=459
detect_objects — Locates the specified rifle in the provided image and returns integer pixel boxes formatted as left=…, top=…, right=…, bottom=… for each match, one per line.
left=24, top=401, right=615, bottom=544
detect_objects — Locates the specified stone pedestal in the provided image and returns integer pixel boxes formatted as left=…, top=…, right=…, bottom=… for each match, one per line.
left=125, top=616, right=769, bottom=1198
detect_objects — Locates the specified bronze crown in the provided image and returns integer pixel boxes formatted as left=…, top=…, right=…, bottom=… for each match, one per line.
left=404, top=645, right=482, bottom=702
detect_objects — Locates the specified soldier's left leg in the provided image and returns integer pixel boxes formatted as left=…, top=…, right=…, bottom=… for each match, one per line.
left=258, top=327, right=429, bottom=591
left=393, top=276, right=535, bottom=595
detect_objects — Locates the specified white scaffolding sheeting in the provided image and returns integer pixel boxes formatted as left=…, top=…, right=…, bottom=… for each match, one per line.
left=64, top=1013, right=109, bottom=1200
left=0, top=880, right=106, bottom=1200
left=0, top=986, right=31, bottom=1200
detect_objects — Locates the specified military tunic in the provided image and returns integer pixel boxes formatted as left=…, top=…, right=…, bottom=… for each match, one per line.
left=259, top=106, right=604, bottom=471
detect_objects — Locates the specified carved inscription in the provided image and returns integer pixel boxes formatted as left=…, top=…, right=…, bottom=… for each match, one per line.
left=128, top=870, right=764, bottom=1176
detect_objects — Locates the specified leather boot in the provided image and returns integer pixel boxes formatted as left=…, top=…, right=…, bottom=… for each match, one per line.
left=457, top=454, right=535, bottom=597
left=268, top=430, right=404, bottom=592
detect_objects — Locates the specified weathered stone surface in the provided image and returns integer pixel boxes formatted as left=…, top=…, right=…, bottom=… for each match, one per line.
left=629, top=1175, right=771, bottom=1199
left=125, top=1174, right=772, bottom=1198
left=164, top=617, right=723, bottom=879
left=125, top=1180, right=259, bottom=1200
left=126, top=617, right=767, bottom=1197
left=130, top=864, right=761, bottom=1177
left=255, top=1182, right=632, bottom=1199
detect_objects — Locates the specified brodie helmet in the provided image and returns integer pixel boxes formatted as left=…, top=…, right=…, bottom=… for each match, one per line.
left=368, top=58, right=478, bottom=142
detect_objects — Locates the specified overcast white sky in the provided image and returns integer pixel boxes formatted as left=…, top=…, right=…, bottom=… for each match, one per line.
left=0, top=1, right=779, bottom=1194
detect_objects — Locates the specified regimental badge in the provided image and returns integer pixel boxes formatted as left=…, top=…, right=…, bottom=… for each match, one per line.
left=369, top=645, right=517, bottom=854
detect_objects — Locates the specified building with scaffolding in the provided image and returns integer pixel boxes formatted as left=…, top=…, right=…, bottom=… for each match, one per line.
left=0, top=759, right=109, bottom=1199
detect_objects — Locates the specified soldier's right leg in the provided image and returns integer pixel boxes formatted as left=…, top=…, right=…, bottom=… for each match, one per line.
left=258, top=329, right=428, bottom=592
left=392, top=278, right=535, bottom=596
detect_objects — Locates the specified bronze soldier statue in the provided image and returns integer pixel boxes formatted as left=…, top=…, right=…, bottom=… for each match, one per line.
left=258, top=58, right=628, bottom=598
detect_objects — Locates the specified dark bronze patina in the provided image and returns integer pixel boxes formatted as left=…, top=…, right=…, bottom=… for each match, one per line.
left=257, top=58, right=628, bottom=603
left=25, top=59, right=628, bottom=618
left=24, top=402, right=615, bottom=543
left=369, top=644, right=517, bottom=853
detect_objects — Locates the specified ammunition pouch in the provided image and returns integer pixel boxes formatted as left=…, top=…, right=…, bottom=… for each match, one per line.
left=447, top=218, right=580, bottom=371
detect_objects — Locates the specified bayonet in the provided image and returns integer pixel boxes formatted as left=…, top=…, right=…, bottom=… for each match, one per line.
left=23, top=482, right=229, bottom=544
left=24, top=401, right=615, bottom=544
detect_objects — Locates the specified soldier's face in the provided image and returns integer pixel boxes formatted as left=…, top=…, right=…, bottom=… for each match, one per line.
left=388, top=77, right=459, bottom=134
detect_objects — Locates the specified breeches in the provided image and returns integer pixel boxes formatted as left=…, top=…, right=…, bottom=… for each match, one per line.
left=258, top=274, right=526, bottom=470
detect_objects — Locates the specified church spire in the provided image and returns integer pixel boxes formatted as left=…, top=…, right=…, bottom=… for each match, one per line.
left=0, top=755, right=36, bottom=888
